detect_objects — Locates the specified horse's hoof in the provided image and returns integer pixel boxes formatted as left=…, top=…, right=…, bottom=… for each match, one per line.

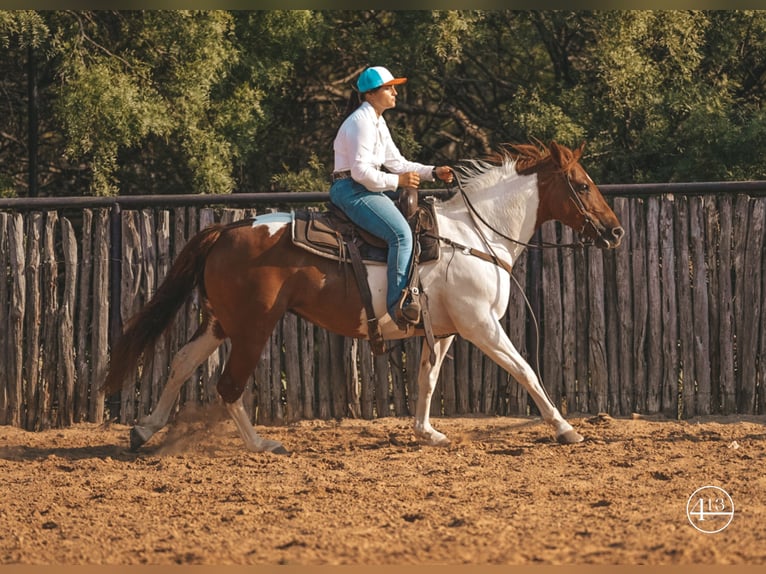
left=556, top=429, right=584, bottom=445
left=129, top=426, right=150, bottom=451
left=271, top=445, right=291, bottom=456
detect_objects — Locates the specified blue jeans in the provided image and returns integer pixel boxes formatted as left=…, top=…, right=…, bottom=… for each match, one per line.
left=329, top=178, right=413, bottom=320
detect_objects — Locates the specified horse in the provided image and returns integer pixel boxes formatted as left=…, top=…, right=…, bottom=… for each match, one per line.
left=103, top=141, right=624, bottom=454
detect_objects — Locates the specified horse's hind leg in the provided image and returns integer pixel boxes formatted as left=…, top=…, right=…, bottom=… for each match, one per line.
left=130, top=322, right=223, bottom=450
left=218, top=336, right=288, bottom=454
left=413, top=335, right=455, bottom=446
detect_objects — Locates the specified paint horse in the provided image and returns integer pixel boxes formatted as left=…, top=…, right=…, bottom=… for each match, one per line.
left=103, top=141, right=624, bottom=454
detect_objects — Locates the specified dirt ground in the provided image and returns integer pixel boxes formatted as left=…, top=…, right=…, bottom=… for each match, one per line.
left=1, top=405, right=765, bottom=566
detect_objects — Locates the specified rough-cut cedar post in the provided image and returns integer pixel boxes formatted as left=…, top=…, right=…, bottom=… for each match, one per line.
left=560, top=226, right=577, bottom=414
left=507, top=252, right=528, bottom=415
left=300, top=319, right=315, bottom=419
left=541, top=222, right=563, bottom=410
left=703, top=197, right=721, bottom=413
left=183, top=208, right=201, bottom=407
left=254, top=325, right=273, bottom=424
left=40, top=211, right=60, bottom=429
left=573, top=238, right=589, bottom=414
left=358, top=339, right=374, bottom=419
left=170, top=207, right=188, bottom=406
left=674, top=196, right=696, bottom=418
left=739, top=198, right=765, bottom=413
left=389, top=342, right=407, bottom=416
left=454, top=336, right=470, bottom=414
left=482, top=348, right=498, bottom=415
left=659, top=197, right=679, bottom=416
left=59, top=218, right=78, bottom=427
left=435, top=350, right=452, bottom=417
left=283, top=312, right=302, bottom=422
left=270, top=326, right=284, bottom=424
left=345, top=338, right=361, bottom=419
left=603, top=240, right=619, bottom=417
left=587, top=247, right=608, bottom=414
left=316, top=327, right=331, bottom=419
left=631, top=199, right=648, bottom=414
left=7, top=214, right=26, bottom=428
left=119, top=211, right=141, bottom=424
left=731, top=195, right=749, bottom=415
left=717, top=195, right=736, bottom=414
left=613, top=197, right=633, bottom=416
left=75, top=210, right=93, bottom=422
left=689, top=197, right=713, bottom=415
left=645, top=197, right=663, bottom=413
left=23, top=213, right=42, bottom=430
left=0, top=213, right=8, bottom=425
left=89, top=209, right=109, bottom=423
left=137, top=209, right=157, bottom=419
left=404, top=337, right=420, bottom=415
left=326, top=332, right=343, bottom=420
left=198, top=208, right=221, bottom=406
left=153, top=211, right=171, bottom=409
left=470, top=342, right=483, bottom=414
left=373, top=352, right=390, bottom=417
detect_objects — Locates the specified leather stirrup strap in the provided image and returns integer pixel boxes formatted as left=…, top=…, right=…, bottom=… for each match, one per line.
left=346, top=238, right=386, bottom=355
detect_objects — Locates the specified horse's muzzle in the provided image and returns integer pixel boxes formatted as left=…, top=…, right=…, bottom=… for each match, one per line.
left=596, top=225, right=625, bottom=249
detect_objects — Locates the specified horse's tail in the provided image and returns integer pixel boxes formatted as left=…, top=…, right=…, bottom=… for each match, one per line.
left=102, top=223, right=227, bottom=395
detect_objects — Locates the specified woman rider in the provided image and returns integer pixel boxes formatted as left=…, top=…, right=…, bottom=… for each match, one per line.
left=330, top=66, right=454, bottom=329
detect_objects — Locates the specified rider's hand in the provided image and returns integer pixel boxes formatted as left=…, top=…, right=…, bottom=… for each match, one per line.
left=434, top=166, right=454, bottom=184
left=398, top=172, right=421, bottom=188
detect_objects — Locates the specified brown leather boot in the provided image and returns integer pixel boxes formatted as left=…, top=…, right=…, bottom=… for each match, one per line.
left=393, top=289, right=421, bottom=329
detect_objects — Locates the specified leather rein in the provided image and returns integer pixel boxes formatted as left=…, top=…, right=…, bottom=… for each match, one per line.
left=430, top=168, right=599, bottom=276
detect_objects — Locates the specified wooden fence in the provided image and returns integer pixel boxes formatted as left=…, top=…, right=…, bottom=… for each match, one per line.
left=1, top=187, right=765, bottom=431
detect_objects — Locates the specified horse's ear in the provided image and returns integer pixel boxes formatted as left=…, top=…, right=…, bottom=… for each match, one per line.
left=549, top=141, right=567, bottom=168
left=574, top=141, right=586, bottom=161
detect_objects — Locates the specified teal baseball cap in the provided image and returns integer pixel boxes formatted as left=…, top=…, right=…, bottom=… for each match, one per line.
left=356, top=66, right=407, bottom=93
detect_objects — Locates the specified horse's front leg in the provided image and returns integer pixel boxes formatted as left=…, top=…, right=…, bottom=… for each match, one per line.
left=466, top=319, right=583, bottom=445
left=413, top=335, right=455, bottom=446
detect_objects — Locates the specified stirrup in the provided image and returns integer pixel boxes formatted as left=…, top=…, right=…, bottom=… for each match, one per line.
left=393, top=287, right=421, bottom=329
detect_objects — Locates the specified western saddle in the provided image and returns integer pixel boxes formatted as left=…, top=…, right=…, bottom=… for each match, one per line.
left=292, top=188, right=440, bottom=357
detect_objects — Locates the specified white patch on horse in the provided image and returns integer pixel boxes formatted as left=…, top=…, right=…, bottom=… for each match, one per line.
left=251, top=212, right=291, bottom=237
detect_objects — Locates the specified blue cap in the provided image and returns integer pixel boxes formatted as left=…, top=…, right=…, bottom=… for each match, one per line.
left=356, top=66, right=407, bottom=93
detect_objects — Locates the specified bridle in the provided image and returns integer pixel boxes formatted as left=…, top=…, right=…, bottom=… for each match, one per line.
left=563, top=172, right=605, bottom=240
left=436, top=167, right=601, bottom=273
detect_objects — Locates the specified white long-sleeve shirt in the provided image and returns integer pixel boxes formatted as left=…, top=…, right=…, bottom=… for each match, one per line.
left=333, top=101, right=434, bottom=192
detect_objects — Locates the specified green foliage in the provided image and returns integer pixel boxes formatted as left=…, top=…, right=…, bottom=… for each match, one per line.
left=3, top=10, right=766, bottom=197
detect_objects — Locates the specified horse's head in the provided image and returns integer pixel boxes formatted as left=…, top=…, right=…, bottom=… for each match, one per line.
left=513, top=141, right=624, bottom=249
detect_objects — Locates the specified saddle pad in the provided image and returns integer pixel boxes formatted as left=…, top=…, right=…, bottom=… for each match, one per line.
left=292, top=209, right=387, bottom=265
left=291, top=202, right=441, bottom=266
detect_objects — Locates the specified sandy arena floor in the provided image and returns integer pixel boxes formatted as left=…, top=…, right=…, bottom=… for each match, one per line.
left=1, top=406, right=764, bottom=565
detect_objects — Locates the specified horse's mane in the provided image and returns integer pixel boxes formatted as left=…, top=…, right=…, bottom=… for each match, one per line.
left=457, top=141, right=572, bottom=191
left=488, top=141, right=579, bottom=174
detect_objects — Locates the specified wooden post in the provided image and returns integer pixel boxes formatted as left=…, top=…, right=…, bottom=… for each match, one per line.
left=40, top=211, right=60, bottom=429
left=59, top=218, right=78, bottom=426
left=716, top=196, right=736, bottom=414
left=89, top=209, right=110, bottom=423
left=659, top=197, right=679, bottom=417
left=23, top=213, right=42, bottom=429
left=75, top=210, right=93, bottom=422
left=0, top=213, right=8, bottom=425
left=541, top=222, right=563, bottom=409
left=7, top=214, right=26, bottom=428
left=674, top=196, right=696, bottom=418
left=645, top=197, right=663, bottom=413
left=631, top=199, right=648, bottom=413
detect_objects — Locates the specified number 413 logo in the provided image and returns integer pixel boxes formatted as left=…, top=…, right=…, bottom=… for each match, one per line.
left=686, top=486, right=734, bottom=534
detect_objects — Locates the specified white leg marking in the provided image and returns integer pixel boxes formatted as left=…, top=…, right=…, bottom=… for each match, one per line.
left=225, top=398, right=288, bottom=454
left=133, top=327, right=222, bottom=444
left=413, top=336, right=455, bottom=446
left=464, top=318, right=583, bottom=444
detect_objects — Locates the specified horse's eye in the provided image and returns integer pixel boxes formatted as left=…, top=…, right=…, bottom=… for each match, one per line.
left=578, top=183, right=590, bottom=193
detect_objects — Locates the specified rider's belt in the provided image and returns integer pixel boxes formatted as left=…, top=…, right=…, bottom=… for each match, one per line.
left=331, top=170, right=352, bottom=182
